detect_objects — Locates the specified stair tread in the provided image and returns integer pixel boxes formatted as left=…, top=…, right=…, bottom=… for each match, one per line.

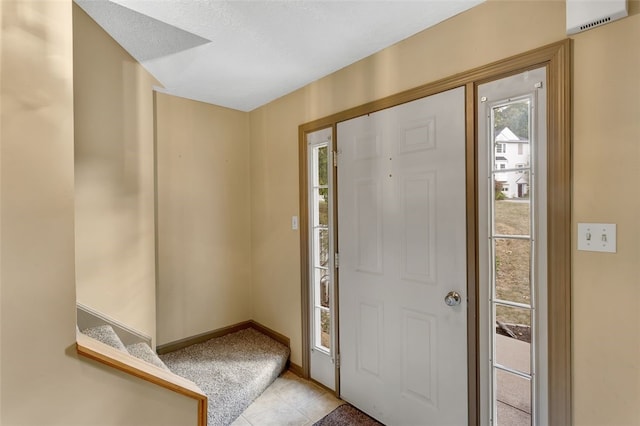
left=126, top=342, right=170, bottom=371
left=160, top=328, right=290, bottom=426
left=81, top=324, right=127, bottom=352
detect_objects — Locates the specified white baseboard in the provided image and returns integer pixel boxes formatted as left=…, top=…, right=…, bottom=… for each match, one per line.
left=77, top=302, right=152, bottom=347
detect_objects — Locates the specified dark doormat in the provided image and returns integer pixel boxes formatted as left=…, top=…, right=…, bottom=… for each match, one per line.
left=313, top=404, right=385, bottom=426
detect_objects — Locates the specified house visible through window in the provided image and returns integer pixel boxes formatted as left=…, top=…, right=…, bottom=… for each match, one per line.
left=489, top=95, right=535, bottom=425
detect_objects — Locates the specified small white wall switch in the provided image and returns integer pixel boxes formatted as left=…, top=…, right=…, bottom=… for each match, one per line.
left=578, top=223, right=616, bottom=253
left=291, top=216, right=298, bottom=230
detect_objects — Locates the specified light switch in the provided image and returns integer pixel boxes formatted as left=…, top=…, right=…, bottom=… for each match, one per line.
left=291, top=216, right=298, bottom=230
left=577, top=223, right=616, bottom=253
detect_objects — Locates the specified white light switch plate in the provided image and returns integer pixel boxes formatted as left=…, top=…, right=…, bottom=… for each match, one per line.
left=577, top=223, right=616, bottom=253
left=291, top=216, right=298, bottom=230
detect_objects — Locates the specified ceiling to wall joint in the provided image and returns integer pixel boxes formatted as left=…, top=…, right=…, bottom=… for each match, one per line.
left=75, top=0, right=485, bottom=111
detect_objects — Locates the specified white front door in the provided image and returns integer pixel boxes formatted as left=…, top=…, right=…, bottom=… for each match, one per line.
left=337, top=87, right=468, bottom=425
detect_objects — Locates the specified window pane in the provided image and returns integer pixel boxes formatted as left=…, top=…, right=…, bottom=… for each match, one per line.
left=495, top=305, right=531, bottom=338
left=313, top=307, right=322, bottom=348
left=496, top=332, right=531, bottom=375
left=314, top=307, right=331, bottom=350
left=317, top=188, right=328, bottom=226
left=315, top=228, right=329, bottom=267
left=494, top=238, right=531, bottom=305
left=495, top=303, right=531, bottom=374
left=317, top=146, right=328, bottom=186
left=493, top=100, right=530, bottom=142
left=314, top=268, right=328, bottom=302
left=320, top=274, right=330, bottom=308
left=495, top=369, right=531, bottom=425
left=494, top=172, right=530, bottom=235
left=321, top=309, right=331, bottom=349
left=313, top=267, right=331, bottom=350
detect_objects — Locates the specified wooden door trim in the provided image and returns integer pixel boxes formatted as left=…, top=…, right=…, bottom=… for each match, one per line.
left=465, top=81, right=480, bottom=425
left=298, top=125, right=311, bottom=380
left=299, top=39, right=572, bottom=424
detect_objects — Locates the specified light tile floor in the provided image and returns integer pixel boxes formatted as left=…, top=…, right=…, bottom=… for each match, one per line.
left=233, top=336, right=532, bottom=425
left=231, top=370, right=345, bottom=426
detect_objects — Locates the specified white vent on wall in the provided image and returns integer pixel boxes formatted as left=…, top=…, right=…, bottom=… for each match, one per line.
left=567, top=0, right=628, bottom=34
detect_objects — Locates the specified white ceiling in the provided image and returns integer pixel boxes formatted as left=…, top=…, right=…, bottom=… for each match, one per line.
left=75, top=0, right=484, bottom=111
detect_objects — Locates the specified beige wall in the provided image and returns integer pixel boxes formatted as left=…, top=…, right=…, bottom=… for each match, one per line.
left=74, top=6, right=253, bottom=348
left=155, top=93, right=252, bottom=345
left=0, top=1, right=197, bottom=424
left=250, top=1, right=639, bottom=424
left=73, top=5, right=159, bottom=340
left=250, top=0, right=567, bottom=371
left=571, top=10, right=640, bottom=426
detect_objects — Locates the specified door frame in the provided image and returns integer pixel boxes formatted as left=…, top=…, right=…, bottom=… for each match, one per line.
left=298, top=39, right=571, bottom=425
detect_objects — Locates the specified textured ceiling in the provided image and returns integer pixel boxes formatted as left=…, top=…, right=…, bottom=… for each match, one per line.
left=75, top=0, right=484, bottom=111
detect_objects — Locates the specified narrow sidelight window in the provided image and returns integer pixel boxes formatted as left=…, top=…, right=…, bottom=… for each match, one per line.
left=308, top=134, right=333, bottom=354
left=489, top=97, right=536, bottom=425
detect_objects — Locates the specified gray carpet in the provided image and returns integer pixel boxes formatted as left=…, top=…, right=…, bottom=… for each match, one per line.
left=81, top=324, right=127, bottom=352
left=159, top=328, right=290, bottom=426
left=126, top=342, right=170, bottom=371
left=313, top=404, right=385, bottom=426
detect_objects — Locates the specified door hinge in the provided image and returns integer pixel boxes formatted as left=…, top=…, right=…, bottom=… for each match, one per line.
left=333, top=151, right=338, bottom=167
left=335, top=353, right=340, bottom=368
left=334, top=252, right=339, bottom=268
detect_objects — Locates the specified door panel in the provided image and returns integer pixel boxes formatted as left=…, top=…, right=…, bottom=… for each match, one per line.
left=337, top=87, right=467, bottom=425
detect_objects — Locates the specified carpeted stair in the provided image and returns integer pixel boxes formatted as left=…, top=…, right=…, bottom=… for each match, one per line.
left=80, top=324, right=168, bottom=370
left=160, top=328, right=290, bottom=426
left=126, top=342, right=171, bottom=371
left=80, top=324, right=290, bottom=426
left=81, top=324, right=128, bottom=352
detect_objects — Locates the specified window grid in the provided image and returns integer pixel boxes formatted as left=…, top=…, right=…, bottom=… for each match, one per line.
left=489, top=96, right=536, bottom=425
left=308, top=140, right=333, bottom=355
